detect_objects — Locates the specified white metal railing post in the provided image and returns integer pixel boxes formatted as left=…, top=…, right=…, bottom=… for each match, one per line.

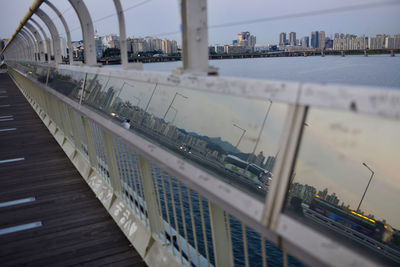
left=102, top=130, right=123, bottom=194
left=209, top=201, right=234, bottom=267
left=81, top=116, right=99, bottom=168
left=176, top=0, right=217, bottom=75
left=67, top=107, right=82, bottom=150
left=137, top=155, right=164, bottom=236
left=262, top=103, right=308, bottom=231
left=68, top=0, right=97, bottom=66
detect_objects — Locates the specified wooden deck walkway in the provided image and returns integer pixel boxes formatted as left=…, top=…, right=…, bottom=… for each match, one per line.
left=0, top=73, right=146, bottom=266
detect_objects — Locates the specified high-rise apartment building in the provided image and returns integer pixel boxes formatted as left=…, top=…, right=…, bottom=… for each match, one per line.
left=311, top=31, right=319, bottom=48
left=319, top=31, right=326, bottom=49
left=162, top=39, right=178, bottom=54
left=289, top=32, right=296, bottom=46
left=249, top=35, right=256, bottom=51
left=101, top=34, right=119, bottom=49
left=279, top=32, right=286, bottom=46
left=237, top=32, right=250, bottom=46
left=302, top=36, right=309, bottom=48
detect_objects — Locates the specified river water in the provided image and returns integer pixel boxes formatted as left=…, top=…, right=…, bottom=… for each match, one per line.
left=138, top=54, right=400, bottom=88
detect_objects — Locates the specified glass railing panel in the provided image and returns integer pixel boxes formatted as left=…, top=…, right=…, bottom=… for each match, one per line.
left=80, top=72, right=290, bottom=201
left=284, top=107, right=400, bottom=265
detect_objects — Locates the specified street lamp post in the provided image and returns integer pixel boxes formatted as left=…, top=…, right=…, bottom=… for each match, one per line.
left=163, top=92, right=188, bottom=120
left=357, top=162, right=374, bottom=213
left=233, top=123, right=246, bottom=149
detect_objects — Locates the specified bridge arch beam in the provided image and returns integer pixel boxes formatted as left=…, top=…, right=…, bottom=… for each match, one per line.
left=25, top=22, right=46, bottom=62
left=30, top=18, right=51, bottom=62
left=112, top=0, right=142, bottom=70
left=15, top=34, right=30, bottom=61
left=68, top=0, right=97, bottom=66
left=44, top=0, right=73, bottom=65
left=21, top=28, right=39, bottom=61
left=35, top=8, right=62, bottom=64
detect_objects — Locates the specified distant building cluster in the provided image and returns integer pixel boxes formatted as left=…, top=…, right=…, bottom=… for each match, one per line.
left=247, top=152, right=275, bottom=172
left=71, top=34, right=179, bottom=58
left=279, top=31, right=400, bottom=51
left=289, top=182, right=340, bottom=205
left=333, top=33, right=400, bottom=50
left=279, top=30, right=331, bottom=50
left=210, top=31, right=256, bottom=54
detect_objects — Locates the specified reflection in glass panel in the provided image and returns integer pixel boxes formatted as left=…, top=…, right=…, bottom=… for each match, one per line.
left=80, top=73, right=289, bottom=199
left=285, top=108, right=400, bottom=265
left=47, top=68, right=86, bottom=100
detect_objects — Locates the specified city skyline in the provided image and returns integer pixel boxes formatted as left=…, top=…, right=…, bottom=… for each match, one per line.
left=1, top=0, right=400, bottom=46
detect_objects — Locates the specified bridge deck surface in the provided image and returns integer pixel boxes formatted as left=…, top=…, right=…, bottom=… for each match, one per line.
left=0, top=73, right=146, bottom=266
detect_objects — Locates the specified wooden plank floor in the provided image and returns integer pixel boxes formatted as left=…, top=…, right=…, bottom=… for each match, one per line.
left=0, top=73, right=147, bottom=267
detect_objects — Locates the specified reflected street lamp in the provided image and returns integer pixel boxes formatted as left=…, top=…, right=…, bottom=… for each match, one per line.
left=170, top=106, right=178, bottom=124
left=248, top=99, right=272, bottom=164
left=163, top=92, right=188, bottom=120
left=357, top=162, right=374, bottom=213
left=233, top=123, right=246, bottom=149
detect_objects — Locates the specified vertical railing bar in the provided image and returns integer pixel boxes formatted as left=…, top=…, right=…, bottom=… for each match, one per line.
left=148, top=163, right=166, bottom=242
left=168, top=175, right=183, bottom=264
left=123, top=145, right=136, bottom=211
left=115, top=139, right=127, bottom=204
left=241, top=222, right=250, bottom=267
left=198, top=193, right=210, bottom=267
left=187, top=187, right=200, bottom=267
left=261, top=236, right=268, bottom=267
left=122, top=142, right=133, bottom=206
left=160, top=171, right=174, bottom=255
left=177, top=181, right=191, bottom=265
left=126, top=149, right=144, bottom=220
left=59, top=102, right=67, bottom=133
left=283, top=245, right=288, bottom=267
left=134, top=152, right=147, bottom=223
left=150, top=164, right=163, bottom=220
left=226, top=212, right=234, bottom=267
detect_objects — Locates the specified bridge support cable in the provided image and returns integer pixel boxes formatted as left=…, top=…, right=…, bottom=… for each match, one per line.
left=68, top=0, right=97, bottom=66
left=44, top=0, right=73, bottom=65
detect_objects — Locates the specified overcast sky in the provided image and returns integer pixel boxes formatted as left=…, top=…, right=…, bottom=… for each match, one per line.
left=0, top=0, right=399, bottom=45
